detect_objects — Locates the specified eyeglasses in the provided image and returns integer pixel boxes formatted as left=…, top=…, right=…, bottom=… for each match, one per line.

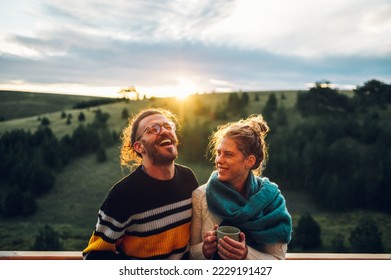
left=136, top=121, right=176, bottom=141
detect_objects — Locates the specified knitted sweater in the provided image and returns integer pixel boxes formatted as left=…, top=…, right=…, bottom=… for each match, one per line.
left=83, top=164, right=199, bottom=260
left=190, top=184, right=288, bottom=260
left=206, top=172, right=292, bottom=247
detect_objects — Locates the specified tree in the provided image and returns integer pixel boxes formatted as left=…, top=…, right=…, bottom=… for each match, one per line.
left=71, top=125, right=101, bottom=156
left=354, top=79, right=391, bottom=108
left=21, top=193, right=37, bottom=216
left=294, top=212, right=322, bottom=250
left=349, top=217, right=384, bottom=253
left=40, top=117, right=50, bottom=126
left=78, top=111, right=86, bottom=122
left=227, top=92, right=241, bottom=116
left=331, top=233, right=346, bottom=252
left=180, top=120, right=211, bottom=163
left=360, top=111, right=380, bottom=144
left=31, top=225, right=63, bottom=250
left=93, top=109, right=110, bottom=128
left=296, top=82, right=352, bottom=116
left=2, top=189, right=24, bottom=217
left=29, top=165, right=56, bottom=195
left=66, top=113, right=72, bottom=125
left=262, top=93, right=277, bottom=120
left=276, top=105, right=288, bottom=126
left=118, top=85, right=139, bottom=100
left=121, top=108, right=129, bottom=119
left=240, top=92, right=250, bottom=107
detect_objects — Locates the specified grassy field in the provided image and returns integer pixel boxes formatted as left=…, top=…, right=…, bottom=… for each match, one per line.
left=0, top=90, right=111, bottom=121
left=1, top=147, right=389, bottom=252
left=0, top=90, right=390, bottom=252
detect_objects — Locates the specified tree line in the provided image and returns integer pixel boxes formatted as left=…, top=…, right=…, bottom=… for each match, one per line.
left=291, top=212, right=384, bottom=253
left=266, top=79, right=391, bottom=213
left=178, top=79, right=391, bottom=214
left=0, top=109, right=118, bottom=217
left=1, top=78, right=390, bottom=217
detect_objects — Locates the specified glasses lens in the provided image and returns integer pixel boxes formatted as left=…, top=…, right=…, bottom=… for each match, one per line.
left=139, top=122, right=176, bottom=138
left=165, top=122, right=176, bottom=131
left=149, top=124, right=161, bottom=134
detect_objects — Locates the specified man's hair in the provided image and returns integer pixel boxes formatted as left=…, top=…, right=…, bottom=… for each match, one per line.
left=120, top=108, right=179, bottom=170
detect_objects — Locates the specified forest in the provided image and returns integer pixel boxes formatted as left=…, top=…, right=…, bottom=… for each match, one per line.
left=0, top=79, right=390, bottom=253
left=179, top=79, right=391, bottom=213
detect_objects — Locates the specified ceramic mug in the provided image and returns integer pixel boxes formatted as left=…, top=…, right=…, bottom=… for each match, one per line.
left=216, top=226, right=240, bottom=242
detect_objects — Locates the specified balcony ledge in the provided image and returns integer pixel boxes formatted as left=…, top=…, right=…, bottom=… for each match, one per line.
left=0, top=251, right=390, bottom=260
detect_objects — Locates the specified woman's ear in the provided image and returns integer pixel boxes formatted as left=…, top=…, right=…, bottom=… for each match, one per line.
left=246, top=155, right=256, bottom=170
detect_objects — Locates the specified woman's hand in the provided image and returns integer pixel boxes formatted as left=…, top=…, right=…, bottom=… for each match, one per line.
left=217, top=232, right=248, bottom=260
left=202, top=224, right=218, bottom=259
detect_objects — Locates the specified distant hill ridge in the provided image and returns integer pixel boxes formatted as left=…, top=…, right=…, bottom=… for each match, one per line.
left=0, top=90, right=114, bottom=121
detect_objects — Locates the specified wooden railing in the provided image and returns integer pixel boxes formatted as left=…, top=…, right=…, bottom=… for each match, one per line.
left=0, top=251, right=390, bottom=260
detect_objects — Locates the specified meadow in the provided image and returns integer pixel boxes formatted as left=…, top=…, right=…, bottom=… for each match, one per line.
left=0, top=90, right=390, bottom=252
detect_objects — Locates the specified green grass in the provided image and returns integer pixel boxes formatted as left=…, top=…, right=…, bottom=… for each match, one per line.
left=1, top=150, right=389, bottom=252
left=1, top=90, right=390, bottom=253
left=0, top=90, right=110, bottom=121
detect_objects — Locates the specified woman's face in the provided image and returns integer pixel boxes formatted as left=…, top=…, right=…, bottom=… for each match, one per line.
left=215, top=137, right=253, bottom=191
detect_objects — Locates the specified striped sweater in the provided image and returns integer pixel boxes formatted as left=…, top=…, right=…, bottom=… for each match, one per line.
left=83, top=164, right=199, bottom=260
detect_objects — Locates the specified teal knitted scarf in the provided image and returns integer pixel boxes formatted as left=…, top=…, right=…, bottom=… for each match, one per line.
left=206, top=171, right=292, bottom=250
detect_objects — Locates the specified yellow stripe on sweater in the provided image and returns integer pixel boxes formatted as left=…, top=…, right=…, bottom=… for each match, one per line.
left=82, top=234, right=118, bottom=254
left=120, top=222, right=191, bottom=258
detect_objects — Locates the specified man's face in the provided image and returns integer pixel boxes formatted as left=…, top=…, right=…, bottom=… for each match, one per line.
left=136, top=114, right=178, bottom=165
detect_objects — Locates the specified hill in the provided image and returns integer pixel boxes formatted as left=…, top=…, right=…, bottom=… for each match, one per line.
left=0, top=90, right=114, bottom=121
left=0, top=88, right=390, bottom=253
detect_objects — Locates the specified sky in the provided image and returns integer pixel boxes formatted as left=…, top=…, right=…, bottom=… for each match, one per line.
left=0, top=0, right=390, bottom=99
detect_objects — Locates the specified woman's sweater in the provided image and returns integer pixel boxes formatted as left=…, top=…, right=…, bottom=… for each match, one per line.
left=190, top=184, right=288, bottom=260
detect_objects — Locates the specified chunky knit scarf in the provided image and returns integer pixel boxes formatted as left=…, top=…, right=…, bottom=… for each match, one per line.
left=206, top=171, right=292, bottom=251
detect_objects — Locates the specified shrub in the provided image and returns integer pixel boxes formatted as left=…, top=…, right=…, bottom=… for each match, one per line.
left=31, top=225, right=63, bottom=250
left=331, top=233, right=346, bottom=252
left=349, top=217, right=384, bottom=253
left=41, top=117, right=50, bottom=126
left=294, top=212, right=322, bottom=250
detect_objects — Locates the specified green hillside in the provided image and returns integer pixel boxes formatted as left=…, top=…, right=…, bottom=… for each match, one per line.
left=0, top=89, right=390, bottom=253
left=0, top=90, right=114, bottom=121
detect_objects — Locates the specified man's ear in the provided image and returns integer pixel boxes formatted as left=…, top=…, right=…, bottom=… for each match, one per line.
left=133, top=142, right=145, bottom=154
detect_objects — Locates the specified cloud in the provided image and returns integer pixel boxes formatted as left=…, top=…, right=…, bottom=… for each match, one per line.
left=0, top=0, right=390, bottom=96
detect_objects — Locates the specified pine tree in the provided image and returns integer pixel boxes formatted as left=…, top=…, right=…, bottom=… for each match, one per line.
left=294, top=212, right=322, bottom=250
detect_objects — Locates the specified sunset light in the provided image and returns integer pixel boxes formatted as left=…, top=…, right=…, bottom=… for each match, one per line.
left=173, top=79, right=198, bottom=100
left=137, top=78, right=199, bottom=100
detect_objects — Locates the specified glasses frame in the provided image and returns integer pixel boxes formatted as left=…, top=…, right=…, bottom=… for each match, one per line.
left=135, top=121, right=176, bottom=141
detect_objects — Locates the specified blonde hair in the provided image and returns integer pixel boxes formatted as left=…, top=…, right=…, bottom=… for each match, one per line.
left=208, top=114, right=269, bottom=176
left=120, top=108, right=179, bottom=170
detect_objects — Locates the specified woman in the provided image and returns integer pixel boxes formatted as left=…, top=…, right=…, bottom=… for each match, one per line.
left=190, top=114, right=292, bottom=260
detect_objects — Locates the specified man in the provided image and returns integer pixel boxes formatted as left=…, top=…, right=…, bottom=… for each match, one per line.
left=83, top=108, right=199, bottom=259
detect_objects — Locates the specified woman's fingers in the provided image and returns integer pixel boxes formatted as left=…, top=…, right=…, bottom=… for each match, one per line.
left=217, top=236, right=246, bottom=260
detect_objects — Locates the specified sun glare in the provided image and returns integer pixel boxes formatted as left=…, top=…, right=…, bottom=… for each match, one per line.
left=173, top=79, right=197, bottom=100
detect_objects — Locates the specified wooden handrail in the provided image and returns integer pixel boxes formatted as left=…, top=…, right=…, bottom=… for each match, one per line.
left=0, top=251, right=390, bottom=260
left=286, top=253, right=391, bottom=260
left=0, top=251, right=83, bottom=260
